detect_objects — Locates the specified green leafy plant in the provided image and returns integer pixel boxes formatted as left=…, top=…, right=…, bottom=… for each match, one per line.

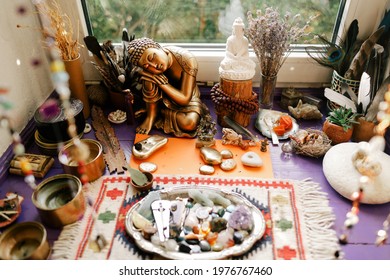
left=326, top=106, right=360, bottom=131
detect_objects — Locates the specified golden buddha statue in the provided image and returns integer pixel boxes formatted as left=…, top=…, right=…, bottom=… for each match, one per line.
left=128, top=37, right=206, bottom=137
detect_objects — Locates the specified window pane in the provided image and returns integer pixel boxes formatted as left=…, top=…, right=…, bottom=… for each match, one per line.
left=83, top=0, right=341, bottom=44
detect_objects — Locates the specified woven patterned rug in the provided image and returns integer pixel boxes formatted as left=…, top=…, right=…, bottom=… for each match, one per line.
left=51, top=175, right=342, bottom=260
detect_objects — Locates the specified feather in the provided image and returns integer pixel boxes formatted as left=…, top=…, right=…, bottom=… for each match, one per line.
left=122, top=28, right=129, bottom=66
left=366, top=44, right=384, bottom=99
left=305, top=35, right=345, bottom=72
left=340, top=82, right=358, bottom=103
left=339, top=19, right=359, bottom=76
left=222, top=115, right=259, bottom=143
left=121, top=28, right=134, bottom=78
left=83, top=36, right=103, bottom=60
left=92, top=63, right=122, bottom=92
left=358, top=72, right=371, bottom=114
left=324, top=88, right=357, bottom=112
left=365, top=75, right=390, bottom=122
left=122, top=28, right=130, bottom=42
left=344, top=26, right=385, bottom=80
left=378, top=9, right=390, bottom=33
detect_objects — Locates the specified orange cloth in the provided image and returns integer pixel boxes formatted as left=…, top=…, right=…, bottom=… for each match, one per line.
left=129, top=134, right=274, bottom=178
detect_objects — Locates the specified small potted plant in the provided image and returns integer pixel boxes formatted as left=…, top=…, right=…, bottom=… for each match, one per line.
left=323, top=106, right=360, bottom=145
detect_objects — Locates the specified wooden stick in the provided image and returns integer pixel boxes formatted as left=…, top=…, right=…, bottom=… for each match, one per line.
left=0, top=212, right=11, bottom=221
left=0, top=210, right=18, bottom=215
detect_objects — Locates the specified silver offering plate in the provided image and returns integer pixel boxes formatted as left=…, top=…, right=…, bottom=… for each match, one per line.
left=125, top=186, right=266, bottom=260
left=255, top=109, right=299, bottom=140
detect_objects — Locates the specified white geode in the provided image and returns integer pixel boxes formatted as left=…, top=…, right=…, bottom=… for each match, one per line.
left=323, top=142, right=390, bottom=204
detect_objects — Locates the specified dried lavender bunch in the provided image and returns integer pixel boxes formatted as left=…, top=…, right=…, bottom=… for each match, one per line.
left=247, top=7, right=315, bottom=77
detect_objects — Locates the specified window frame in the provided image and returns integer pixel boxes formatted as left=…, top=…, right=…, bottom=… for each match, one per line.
left=61, top=0, right=389, bottom=88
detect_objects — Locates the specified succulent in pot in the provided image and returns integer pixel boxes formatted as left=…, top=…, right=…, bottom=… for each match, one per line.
left=323, top=106, right=360, bottom=145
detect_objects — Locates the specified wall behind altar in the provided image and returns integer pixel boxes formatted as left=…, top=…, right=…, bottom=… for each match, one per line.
left=0, top=0, right=53, bottom=156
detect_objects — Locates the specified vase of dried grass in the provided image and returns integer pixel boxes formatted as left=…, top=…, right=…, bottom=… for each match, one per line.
left=259, top=73, right=277, bottom=109
left=64, top=54, right=90, bottom=118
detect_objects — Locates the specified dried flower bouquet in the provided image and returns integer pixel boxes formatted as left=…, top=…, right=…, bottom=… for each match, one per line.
left=247, top=7, right=315, bottom=77
left=36, top=0, right=82, bottom=60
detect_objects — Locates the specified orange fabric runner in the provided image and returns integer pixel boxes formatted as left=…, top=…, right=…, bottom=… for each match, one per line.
left=129, top=134, right=274, bottom=178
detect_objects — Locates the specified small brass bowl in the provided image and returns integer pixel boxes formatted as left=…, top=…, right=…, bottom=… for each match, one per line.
left=0, top=221, right=50, bottom=260
left=32, top=174, right=86, bottom=228
left=59, top=139, right=105, bottom=182
left=130, top=171, right=154, bottom=191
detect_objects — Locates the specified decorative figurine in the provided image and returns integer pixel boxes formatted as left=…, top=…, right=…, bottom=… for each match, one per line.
left=260, top=139, right=269, bottom=152
left=219, top=17, right=256, bottom=80
left=288, top=99, right=323, bottom=120
left=212, top=17, right=258, bottom=127
left=221, top=128, right=256, bottom=150
left=195, top=113, right=217, bottom=148
left=127, top=37, right=208, bottom=137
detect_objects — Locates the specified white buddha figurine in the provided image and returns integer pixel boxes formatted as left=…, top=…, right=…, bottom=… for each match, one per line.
left=219, top=17, right=256, bottom=80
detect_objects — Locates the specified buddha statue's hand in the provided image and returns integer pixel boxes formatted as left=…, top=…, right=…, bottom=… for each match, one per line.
left=139, top=70, right=168, bottom=86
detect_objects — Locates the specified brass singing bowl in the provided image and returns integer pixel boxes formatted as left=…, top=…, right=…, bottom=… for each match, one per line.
left=32, top=174, right=86, bottom=228
left=0, top=221, right=50, bottom=260
left=59, top=139, right=105, bottom=182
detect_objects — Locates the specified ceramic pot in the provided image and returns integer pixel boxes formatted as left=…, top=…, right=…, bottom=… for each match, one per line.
left=352, top=117, right=376, bottom=142
left=109, top=89, right=134, bottom=110
left=109, top=89, right=135, bottom=124
left=130, top=171, right=154, bottom=191
left=322, top=119, right=353, bottom=145
left=0, top=222, right=50, bottom=260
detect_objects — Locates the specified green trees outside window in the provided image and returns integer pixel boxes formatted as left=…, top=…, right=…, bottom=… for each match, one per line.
left=82, top=0, right=340, bottom=44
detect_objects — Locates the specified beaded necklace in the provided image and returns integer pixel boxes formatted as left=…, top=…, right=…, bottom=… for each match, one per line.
left=210, top=83, right=259, bottom=115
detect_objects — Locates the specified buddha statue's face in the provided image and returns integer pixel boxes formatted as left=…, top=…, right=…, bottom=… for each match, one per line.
left=233, top=25, right=244, bottom=37
left=139, top=47, right=169, bottom=75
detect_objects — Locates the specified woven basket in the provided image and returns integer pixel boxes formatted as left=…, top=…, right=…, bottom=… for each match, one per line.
left=331, top=70, right=360, bottom=94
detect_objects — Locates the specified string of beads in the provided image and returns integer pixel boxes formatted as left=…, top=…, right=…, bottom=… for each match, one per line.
left=339, top=85, right=390, bottom=245
left=374, top=85, right=390, bottom=245
left=210, top=83, right=259, bottom=115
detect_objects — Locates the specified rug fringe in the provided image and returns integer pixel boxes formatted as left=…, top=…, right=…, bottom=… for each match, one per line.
left=51, top=222, right=83, bottom=259
left=295, top=178, right=343, bottom=260
left=50, top=178, right=103, bottom=260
